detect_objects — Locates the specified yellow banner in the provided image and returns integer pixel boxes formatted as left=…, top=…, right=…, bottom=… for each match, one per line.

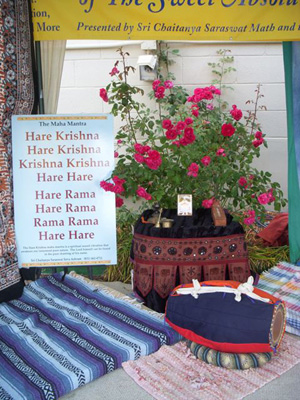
left=31, top=0, right=300, bottom=42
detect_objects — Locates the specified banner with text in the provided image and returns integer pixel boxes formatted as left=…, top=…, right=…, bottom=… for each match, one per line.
left=12, top=114, right=117, bottom=268
left=31, top=0, right=300, bottom=42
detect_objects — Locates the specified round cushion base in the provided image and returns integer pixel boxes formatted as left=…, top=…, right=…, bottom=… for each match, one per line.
left=188, top=341, right=272, bottom=370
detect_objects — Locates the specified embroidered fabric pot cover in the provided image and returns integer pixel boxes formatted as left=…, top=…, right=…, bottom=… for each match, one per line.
left=132, top=209, right=251, bottom=313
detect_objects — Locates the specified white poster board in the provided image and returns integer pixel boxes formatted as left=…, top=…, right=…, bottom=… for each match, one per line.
left=12, top=114, right=117, bottom=268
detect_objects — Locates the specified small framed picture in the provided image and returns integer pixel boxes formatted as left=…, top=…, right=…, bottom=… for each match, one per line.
left=177, top=194, right=193, bottom=216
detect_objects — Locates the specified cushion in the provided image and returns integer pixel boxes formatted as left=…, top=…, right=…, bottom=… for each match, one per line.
left=188, top=341, right=272, bottom=369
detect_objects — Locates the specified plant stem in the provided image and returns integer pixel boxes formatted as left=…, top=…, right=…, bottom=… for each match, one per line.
left=250, top=84, right=262, bottom=136
left=120, top=48, right=137, bottom=142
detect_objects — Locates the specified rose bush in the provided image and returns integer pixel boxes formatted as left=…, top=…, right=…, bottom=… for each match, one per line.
left=99, top=48, right=286, bottom=225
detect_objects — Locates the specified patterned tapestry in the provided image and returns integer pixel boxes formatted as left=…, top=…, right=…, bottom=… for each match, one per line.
left=0, top=0, right=36, bottom=297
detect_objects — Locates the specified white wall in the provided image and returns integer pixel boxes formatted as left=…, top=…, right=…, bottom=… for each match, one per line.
left=57, top=41, right=288, bottom=205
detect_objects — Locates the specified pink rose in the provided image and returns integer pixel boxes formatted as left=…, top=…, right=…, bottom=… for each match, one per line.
left=134, top=153, right=145, bottom=163
left=184, top=117, right=193, bottom=125
left=255, top=131, right=263, bottom=139
left=116, top=197, right=124, bottom=208
left=221, top=123, right=236, bottom=137
left=145, top=159, right=161, bottom=169
left=183, top=127, right=196, bottom=144
left=112, top=185, right=124, bottom=194
left=206, top=103, right=214, bottom=110
left=162, top=119, right=173, bottom=129
left=165, top=129, right=178, bottom=140
left=194, top=88, right=203, bottom=96
left=187, top=162, right=199, bottom=177
left=155, top=86, right=165, bottom=99
left=134, top=143, right=143, bottom=153
left=201, top=156, right=211, bottom=167
left=216, top=148, right=226, bottom=156
left=193, top=94, right=202, bottom=103
left=243, top=210, right=255, bottom=225
left=267, top=188, right=275, bottom=203
left=257, top=193, right=269, bottom=205
left=152, top=80, right=161, bottom=90
left=184, top=127, right=193, bottom=135
left=136, top=186, right=152, bottom=200
left=230, top=105, right=243, bottom=121
left=148, top=157, right=161, bottom=169
left=191, top=105, right=199, bottom=117
left=176, top=121, right=186, bottom=131
left=100, top=181, right=114, bottom=192
left=112, top=176, right=125, bottom=186
left=238, top=176, right=248, bottom=187
left=117, top=139, right=122, bottom=144
left=209, top=85, right=221, bottom=95
left=193, top=87, right=214, bottom=101
left=99, top=88, right=108, bottom=102
left=179, top=137, right=189, bottom=146
left=172, top=140, right=181, bottom=148
left=203, top=88, right=213, bottom=100
left=134, top=143, right=150, bottom=154
left=164, top=80, right=174, bottom=89
left=252, top=138, right=264, bottom=148
left=100, top=178, right=125, bottom=194
left=202, top=198, right=214, bottom=208
left=156, top=86, right=165, bottom=93
left=243, top=216, right=255, bottom=225
left=155, top=92, right=164, bottom=99
left=145, top=150, right=162, bottom=170
left=114, top=151, right=119, bottom=158
left=142, top=145, right=151, bottom=154
left=147, top=150, right=160, bottom=160
left=109, top=67, right=119, bottom=76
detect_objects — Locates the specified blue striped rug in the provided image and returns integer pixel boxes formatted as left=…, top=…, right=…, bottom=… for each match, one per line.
left=0, top=273, right=180, bottom=400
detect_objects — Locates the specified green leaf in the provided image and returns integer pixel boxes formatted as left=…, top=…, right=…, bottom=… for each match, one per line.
left=274, top=202, right=281, bottom=211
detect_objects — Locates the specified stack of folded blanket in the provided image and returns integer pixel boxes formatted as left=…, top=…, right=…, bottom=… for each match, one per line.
left=0, top=272, right=181, bottom=400
left=257, top=262, right=300, bottom=336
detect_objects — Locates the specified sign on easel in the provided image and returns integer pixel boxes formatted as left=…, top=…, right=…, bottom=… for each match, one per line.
left=12, top=114, right=117, bottom=268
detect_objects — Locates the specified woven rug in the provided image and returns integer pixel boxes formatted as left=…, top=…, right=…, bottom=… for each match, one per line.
left=257, top=262, right=300, bottom=336
left=123, top=334, right=300, bottom=400
left=0, top=273, right=180, bottom=399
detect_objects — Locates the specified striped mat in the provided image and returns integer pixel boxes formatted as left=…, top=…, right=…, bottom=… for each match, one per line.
left=0, top=273, right=180, bottom=400
left=123, top=334, right=300, bottom=400
left=257, top=262, right=300, bottom=336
